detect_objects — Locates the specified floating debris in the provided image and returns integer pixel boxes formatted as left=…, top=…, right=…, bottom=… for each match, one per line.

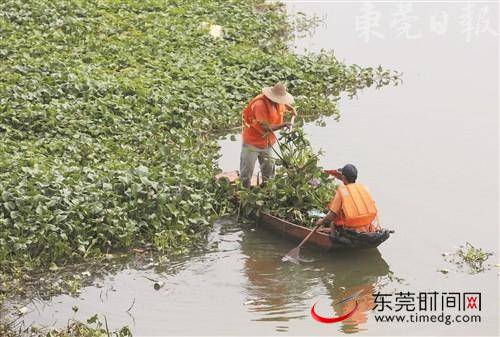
left=142, top=276, right=159, bottom=283
left=307, top=209, right=325, bottom=219
left=126, top=298, right=136, bottom=313
left=443, top=242, right=493, bottom=274
left=209, top=25, right=223, bottom=38
left=153, top=282, right=165, bottom=291
left=17, top=306, right=29, bottom=315
left=199, top=22, right=223, bottom=39
left=386, top=271, right=405, bottom=283
left=139, top=262, right=156, bottom=270
left=30, top=324, right=42, bottom=333
left=438, top=269, right=449, bottom=274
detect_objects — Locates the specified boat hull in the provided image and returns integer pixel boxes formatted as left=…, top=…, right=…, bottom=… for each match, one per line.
left=259, top=213, right=392, bottom=252
left=259, top=213, right=333, bottom=250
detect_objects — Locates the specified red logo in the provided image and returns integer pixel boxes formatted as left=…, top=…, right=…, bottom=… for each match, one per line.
left=466, top=296, right=478, bottom=309
left=310, top=289, right=364, bottom=324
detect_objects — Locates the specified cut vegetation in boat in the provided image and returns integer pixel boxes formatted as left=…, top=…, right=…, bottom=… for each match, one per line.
left=218, top=128, right=393, bottom=252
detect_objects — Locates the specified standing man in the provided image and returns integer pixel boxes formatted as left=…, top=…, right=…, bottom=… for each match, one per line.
left=316, top=164, right=380, bottom=233
left=240, top=82, right=297, bottom=188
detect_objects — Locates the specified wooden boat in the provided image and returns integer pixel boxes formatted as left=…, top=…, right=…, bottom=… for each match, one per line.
left=216, top=171, right=392, bottom=252
left=259, top=212, right=334, bottom=250
left=260, top=212, right=391, bottom=252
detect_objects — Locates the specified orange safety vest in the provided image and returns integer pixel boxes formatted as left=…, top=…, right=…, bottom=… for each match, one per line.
left=242, top=94, right=285, bottom=148
left=336, top=183, right=377, bottom=228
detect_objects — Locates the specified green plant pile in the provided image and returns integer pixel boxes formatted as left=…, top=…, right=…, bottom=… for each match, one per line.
left=1, top=313, right=132, bottom=337
left=237, top=128, right=336, bottom=227
left=449, top=242, right=492, bottom=274
left=0, top=0, right=401, bottom=283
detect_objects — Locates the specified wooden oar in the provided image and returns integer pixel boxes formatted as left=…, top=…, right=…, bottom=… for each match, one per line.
left=282, top=221, right=322, bottom=263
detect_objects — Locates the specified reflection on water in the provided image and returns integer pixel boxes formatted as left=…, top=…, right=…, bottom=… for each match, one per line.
left=240, top=226, right=390, bottom=333
left=321, top=250, right=389, bottom=334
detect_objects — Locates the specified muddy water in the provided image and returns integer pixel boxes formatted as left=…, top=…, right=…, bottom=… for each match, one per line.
left=8, top=218, right=393, bottom=335
left=9, top=2, right=499, bottom=336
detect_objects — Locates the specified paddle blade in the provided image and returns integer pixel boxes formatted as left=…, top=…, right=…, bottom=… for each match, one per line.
left=282, top=247, right=301, bottom=264
left=282, top=247, right=315, bottom=264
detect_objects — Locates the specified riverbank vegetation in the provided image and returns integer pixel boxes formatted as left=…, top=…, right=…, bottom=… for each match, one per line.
left=0, top=0, right=401, bottom=321
left=1, top=313, right=132, bottom=337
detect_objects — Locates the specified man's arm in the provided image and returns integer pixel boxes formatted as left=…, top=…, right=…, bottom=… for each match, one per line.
left=315, top=211, right=337, bottom=226
left=261, top=120, right=291, bottom=131
left=316, top=190, right=342, bottom=227
left=324, top=169, right=342, bottom=179
left=253, top=101, right=290, bottom=132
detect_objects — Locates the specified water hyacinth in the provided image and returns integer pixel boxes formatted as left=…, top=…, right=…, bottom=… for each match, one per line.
left=238, top=128, right=338, bottom=227
left=0, top=0, right=400, bottom=293
left=443, top=242, right=493, bottom=274
left=309, top=178, right=321, bottom=187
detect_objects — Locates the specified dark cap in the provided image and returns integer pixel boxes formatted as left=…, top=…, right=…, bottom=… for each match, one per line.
left=338, top=164, right=358, bottom=181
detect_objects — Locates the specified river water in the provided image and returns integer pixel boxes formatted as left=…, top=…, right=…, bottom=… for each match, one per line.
left=8, top=2, right=499, bottom=336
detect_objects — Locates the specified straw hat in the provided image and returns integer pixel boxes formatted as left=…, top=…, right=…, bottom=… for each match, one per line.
left=262, top=82, right=294, bottom=105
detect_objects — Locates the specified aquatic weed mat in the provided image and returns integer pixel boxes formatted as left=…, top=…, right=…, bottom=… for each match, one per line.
left=0, top=0, right=401, bottom=313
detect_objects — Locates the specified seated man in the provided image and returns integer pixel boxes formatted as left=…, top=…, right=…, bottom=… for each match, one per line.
left=316, top=164, right=380, bottom=233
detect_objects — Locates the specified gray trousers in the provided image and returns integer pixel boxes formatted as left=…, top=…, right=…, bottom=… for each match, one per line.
left=239, top=144, right=275, bottom=188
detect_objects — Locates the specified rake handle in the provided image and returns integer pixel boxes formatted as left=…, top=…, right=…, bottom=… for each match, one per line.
left=297, top=222, right=322, bottom=249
